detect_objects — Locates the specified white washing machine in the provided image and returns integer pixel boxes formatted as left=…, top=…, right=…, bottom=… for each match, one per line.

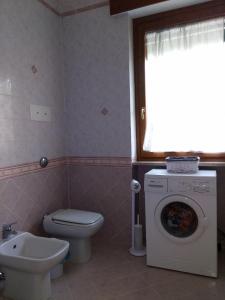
left=144, top=169, right=217, bottom=277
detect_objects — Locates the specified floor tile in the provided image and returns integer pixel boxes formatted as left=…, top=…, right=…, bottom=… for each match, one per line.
left=1, top=242, right=225, bottom=300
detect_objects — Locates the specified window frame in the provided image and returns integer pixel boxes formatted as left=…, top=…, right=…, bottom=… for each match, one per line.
left=133, top=0, right=225, bottom=161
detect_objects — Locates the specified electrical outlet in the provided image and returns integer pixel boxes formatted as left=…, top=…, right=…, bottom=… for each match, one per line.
left=30, top=104, right=51, bottom=122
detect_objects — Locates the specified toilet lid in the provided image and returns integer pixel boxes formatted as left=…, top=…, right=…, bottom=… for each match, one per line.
left=51, top=209, right=102, bottom=225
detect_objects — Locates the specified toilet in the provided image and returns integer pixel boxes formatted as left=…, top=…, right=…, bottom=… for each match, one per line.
left=43, top=209, right=104, bottom=263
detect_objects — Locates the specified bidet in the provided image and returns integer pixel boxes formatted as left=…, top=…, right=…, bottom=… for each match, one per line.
left=0, top=232, right=69, bottom=300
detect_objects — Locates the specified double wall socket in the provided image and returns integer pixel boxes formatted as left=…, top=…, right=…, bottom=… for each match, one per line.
left=30, top=104, right=51, bottom=122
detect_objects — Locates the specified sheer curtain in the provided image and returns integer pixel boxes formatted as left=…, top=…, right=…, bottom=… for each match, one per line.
left=143, top=18, right=225, bottom=153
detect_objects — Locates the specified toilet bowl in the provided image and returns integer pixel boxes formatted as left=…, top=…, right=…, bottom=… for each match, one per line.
left=43, top=209, right=104, bottom=263
left=0, top=232, right=69, bottom=300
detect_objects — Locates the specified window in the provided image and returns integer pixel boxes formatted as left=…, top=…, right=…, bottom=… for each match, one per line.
left=133, top=0, right=225, bottom=161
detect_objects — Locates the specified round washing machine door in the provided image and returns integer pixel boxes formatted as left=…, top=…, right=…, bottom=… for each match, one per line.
left=154, top=194, right=208, bottom=243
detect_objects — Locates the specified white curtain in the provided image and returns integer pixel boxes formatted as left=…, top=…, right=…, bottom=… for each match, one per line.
left=143, top=18, right=225, bottom=153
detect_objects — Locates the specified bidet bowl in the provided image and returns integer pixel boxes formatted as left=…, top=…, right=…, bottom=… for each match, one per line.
left=0, top=232, right=69, bottom=273
left=0, top=232, right=69, bottom=300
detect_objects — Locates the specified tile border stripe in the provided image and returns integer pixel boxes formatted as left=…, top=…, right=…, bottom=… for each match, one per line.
left=66, top=156, right=131, bottom=167
left=0, top=157, right=131, bottom=180
left=0, top=158, right=66, bottom=180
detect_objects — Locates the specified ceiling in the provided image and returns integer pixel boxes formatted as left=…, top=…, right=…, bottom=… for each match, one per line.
left=45, top=0, right=108, bottom=14
left=44, top=0, right=212, bottom=16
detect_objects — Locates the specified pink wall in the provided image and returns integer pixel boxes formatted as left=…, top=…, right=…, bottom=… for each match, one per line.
left=0, top=0, right=64, bottom=168
left=0, top=0, right=132, bottom=247
left=68, top=164, right=132, bottom=245
left=0, top=166, right=67, bottom=234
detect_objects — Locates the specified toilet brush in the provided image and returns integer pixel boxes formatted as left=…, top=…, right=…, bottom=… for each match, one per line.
left=129, top=180, right=146, bottom=256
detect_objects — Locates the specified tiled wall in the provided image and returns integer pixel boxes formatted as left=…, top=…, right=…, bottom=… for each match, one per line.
left=0, top=166, right=67, bottom=235
left=63, top=5, right=133, bottom=246
left=0, top=0, right=133, bottom=247
left=0, top=0, right=64, bottom=168
left=0, top=0, right=67, bottom=236
left=63, top=6, right=131, bottom=158
left=68, top=164, right=132, bottom=245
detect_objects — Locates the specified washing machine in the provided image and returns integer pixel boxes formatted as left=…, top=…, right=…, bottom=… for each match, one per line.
left=144, top=169, right=217, bottom=277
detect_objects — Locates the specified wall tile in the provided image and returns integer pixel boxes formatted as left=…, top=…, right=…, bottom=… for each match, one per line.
left=0, top=1, right=133, bottom=245
left=0, top=0, right=65, bottom=168
left=68, top=165, right=132, bottom=246
left=63, top=6, right=132, bottom=158
left=0, top=166, right=68, bottom=237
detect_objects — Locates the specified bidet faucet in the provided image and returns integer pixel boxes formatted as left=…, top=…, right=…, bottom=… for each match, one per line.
left=2, top=222, right=17, bottom=239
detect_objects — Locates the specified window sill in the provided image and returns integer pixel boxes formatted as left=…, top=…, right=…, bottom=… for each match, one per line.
left=132, top=160, right=225, bottom=167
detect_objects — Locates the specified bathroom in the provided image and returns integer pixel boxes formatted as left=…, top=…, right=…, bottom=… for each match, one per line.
left=1, top=0, right=225, bottom=299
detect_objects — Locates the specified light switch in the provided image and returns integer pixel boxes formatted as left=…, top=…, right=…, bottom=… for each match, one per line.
left=30, top=104, right=51, bottom=122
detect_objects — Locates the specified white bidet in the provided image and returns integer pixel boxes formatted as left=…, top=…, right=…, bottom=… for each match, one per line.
left=0, top=232, right=69, bottom=300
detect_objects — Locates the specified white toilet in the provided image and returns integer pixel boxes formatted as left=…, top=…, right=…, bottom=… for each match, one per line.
left=43, top=209, right=104, bottom=263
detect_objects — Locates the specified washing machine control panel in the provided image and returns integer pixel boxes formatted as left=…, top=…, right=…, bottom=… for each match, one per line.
left=144, top=178, right=168, bottom=193
left=192, top=182, right=210, bottom=193
left=168, top=179, right=216, bottom=195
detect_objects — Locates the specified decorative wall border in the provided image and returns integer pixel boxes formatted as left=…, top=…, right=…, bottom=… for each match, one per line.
left=0, top=158, right=66, bottom=180
left=38, top=0, right=109, bottom=17
left=0, top=157, right=131, bottom=180
left=66, top=156, right=131, bottom=167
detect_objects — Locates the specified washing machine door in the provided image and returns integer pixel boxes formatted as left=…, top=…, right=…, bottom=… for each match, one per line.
left=154, top=194, right=208, bottom=243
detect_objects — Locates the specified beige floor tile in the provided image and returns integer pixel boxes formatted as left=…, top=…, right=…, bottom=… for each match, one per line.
left=96, top=272, right=150, bottom=299
left=51, top=246, right=225, bottom=300
left=113, top=286, right=163, bottom=300
left=1, top=242, right=225, bottom=300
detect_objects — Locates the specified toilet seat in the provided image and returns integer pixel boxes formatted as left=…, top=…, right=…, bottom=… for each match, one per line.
left=43, top=208, right=104, bottom=263
left=50, top=209, right=103, bottom=226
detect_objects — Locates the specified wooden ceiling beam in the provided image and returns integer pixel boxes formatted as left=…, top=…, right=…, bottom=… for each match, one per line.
left=110, top=0, right=167, bottom=15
